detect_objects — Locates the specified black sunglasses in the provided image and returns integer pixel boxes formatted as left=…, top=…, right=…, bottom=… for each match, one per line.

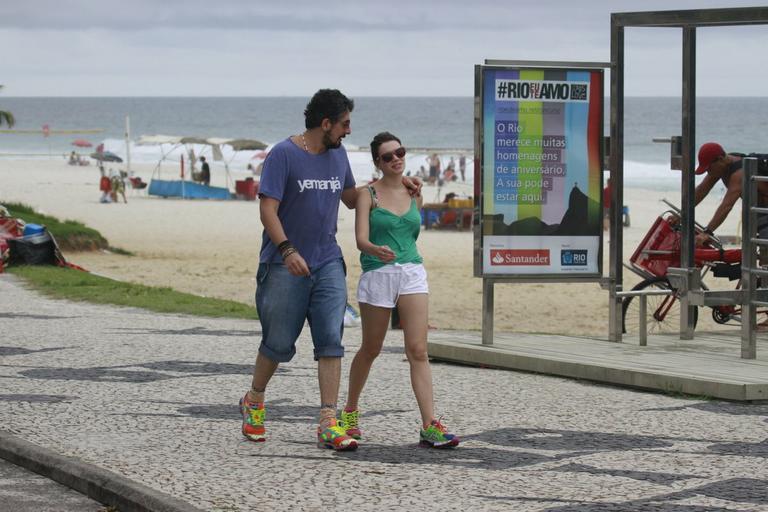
left=379, top=146, right=407, bottom=163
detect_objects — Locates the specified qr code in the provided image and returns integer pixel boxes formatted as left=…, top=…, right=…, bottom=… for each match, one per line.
left=570, top=84, right=588, bottom=100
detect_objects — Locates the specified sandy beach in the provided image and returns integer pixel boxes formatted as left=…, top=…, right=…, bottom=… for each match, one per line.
left=0, top=157, right=743, bottom=336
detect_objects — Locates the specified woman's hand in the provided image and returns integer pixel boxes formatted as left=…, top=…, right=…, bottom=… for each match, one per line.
left=372, top=245, right=396, bottom=263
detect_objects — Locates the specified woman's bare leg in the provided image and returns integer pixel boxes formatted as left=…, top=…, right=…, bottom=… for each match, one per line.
left=344, top=303, right=391, bottom=411
left=396, top=293, right=434, bottom=427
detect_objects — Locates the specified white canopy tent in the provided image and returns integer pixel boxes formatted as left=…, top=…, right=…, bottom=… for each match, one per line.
left=137, top=135, right=268, bottom=191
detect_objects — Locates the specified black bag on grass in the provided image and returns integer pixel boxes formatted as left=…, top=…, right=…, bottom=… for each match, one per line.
left=7, top=231, right=58, bottom=266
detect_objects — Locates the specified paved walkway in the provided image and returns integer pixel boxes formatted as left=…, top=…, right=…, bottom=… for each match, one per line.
left=0, top=458, right=103, bottom=512
left=1, top=274, right=767, bottom=511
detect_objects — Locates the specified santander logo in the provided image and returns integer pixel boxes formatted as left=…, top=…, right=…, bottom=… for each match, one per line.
left=490, top=249, right=550, bottom=266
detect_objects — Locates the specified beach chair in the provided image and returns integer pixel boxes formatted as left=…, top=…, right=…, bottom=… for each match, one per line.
left=129, top=176, right=148, bottom=196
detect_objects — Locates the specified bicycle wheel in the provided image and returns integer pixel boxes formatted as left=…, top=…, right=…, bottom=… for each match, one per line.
left=622, top=276, right=698, bottom=334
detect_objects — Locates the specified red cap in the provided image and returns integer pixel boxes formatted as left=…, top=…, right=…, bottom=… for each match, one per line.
left=696, top=142, right=725, bottom=174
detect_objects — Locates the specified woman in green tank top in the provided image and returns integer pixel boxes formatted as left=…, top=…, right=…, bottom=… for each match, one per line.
left=339, top=132, right=460, bottom=448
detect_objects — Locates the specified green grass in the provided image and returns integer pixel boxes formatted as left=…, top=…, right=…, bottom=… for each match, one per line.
left=3, top=201, right=111, bottom=251
left=7, top=265, right=258, bottom=320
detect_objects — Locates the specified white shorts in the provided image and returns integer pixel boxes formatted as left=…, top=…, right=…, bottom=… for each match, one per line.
left=357, top=263, right=429, bottom=308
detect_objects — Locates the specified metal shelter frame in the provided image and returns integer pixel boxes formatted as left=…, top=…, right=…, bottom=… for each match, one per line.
left=608, top=7, right=768, bottom=358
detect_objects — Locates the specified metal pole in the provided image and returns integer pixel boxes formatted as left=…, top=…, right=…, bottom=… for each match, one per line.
left=481, top=278, right=494, bottom=345
left=680, top=26, right=697, bottom=340
left=473, top=64, right=484, bottom=278
left=638, top=295, right=648, bottom=346
left=608, top=17, right=625, bottom=342
left=741, top=158, right=757, bottom=359
left=125, top=115, right=131, bottom=176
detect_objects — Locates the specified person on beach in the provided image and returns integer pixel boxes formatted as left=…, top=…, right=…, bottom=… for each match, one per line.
left=340, top=131, right=460, bottom=449
left=427, top=153, right=441, bottom=185
left=109, top=168, right=127, bottom=204
left=693, top=142, right=768, bottom=262
left=459, top=154, right=466, bottom=182
left=199, top=156, right=211, bottom=186
left=98, top=162, right=112, bottom=203
left=445, top=156, right=457, bottom=182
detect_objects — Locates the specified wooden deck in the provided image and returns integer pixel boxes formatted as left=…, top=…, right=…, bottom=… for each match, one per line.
left=427, top=328, right=768, bottom=401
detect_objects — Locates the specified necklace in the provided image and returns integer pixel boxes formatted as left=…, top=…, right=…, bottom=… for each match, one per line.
left=300, top=132, right=309, bottom=152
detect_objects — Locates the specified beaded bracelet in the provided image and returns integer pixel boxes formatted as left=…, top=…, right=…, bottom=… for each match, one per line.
left=281, top=247, right=297, bottom=260
left=278, top=240, right=296, bottom=259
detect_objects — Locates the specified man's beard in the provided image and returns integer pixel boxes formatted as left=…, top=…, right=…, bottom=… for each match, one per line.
left=322, top=131, right=342, bottom=149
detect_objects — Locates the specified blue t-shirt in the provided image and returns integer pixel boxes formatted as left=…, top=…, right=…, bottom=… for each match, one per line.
left=258, top=138, right=356, bottom=268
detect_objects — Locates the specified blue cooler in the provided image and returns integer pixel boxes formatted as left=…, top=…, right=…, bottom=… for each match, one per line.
left=23, top=224, right=45, bottom=236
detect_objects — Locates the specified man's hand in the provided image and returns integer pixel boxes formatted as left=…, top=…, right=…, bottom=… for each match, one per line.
left=695, top=231, right=711, bottom=247
left=284, top=251, right=310, bottom=276
left=372, top=245, right=396, bottom=263
left=403, top=176, right=423, bottom=197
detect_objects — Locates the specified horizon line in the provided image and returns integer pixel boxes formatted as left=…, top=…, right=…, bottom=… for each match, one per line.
left=4, top=94, right=768, bottom=99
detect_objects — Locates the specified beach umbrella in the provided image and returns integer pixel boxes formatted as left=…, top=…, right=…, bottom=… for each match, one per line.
left=228, top=139, right=268, bottom=151
left=90, top=151, right=123, bottom=163
left=180, top=136, right=209, bottom=145
left=72, top=139, right=93, bottom=147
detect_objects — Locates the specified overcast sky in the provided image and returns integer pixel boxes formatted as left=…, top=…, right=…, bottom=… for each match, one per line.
left=1, top=1, right=766, bottom=97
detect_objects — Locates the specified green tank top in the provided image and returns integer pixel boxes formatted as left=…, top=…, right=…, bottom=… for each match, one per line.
left=360, top=187, right=423, bottom=272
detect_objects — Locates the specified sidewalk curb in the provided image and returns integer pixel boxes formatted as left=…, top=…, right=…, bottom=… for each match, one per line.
left=0, top=431, right=203, bottom=512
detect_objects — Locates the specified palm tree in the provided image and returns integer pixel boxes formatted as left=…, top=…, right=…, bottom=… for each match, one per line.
left=0, top=85, right=15, bottom=128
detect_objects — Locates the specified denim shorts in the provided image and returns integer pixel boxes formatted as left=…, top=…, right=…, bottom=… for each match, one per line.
left=255, top=258, right=347, bottom=362
left=357, top=263, right=429, bottom=308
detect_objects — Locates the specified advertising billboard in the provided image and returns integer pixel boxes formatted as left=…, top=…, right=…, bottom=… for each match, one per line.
left=476, top=65, right=604, bottom=278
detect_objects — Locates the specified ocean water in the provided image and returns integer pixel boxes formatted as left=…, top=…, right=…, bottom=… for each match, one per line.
left=1, top=96, right=766, bottom=190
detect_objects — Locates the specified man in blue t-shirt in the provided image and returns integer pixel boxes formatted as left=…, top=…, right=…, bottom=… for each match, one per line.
left=239, top=89, right=361, bottom=451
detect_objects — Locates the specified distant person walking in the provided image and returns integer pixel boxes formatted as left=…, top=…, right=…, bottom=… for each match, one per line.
left=340, top=131, right=460, bottom=449
left=459, top=154, right=466, bottom=182
left=427, top=153, right=441, bottom=185
left=199, top=156, right=211, bottom=186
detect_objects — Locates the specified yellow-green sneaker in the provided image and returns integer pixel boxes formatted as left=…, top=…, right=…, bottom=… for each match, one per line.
left=340, top=409, right=362, bottom=439
left=419, top=419, right=459, bottom=448
left=317, top=419, right=358, bottom=451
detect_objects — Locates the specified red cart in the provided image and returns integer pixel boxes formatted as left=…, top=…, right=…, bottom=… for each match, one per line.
left=622, top=202, right=760, bottom=334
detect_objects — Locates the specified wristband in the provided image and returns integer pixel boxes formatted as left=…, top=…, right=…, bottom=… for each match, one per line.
left=278, top=240, right=295, bottom=259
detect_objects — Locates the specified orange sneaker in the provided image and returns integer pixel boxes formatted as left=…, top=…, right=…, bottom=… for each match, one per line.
left=240, top=394, right=266, bottom=442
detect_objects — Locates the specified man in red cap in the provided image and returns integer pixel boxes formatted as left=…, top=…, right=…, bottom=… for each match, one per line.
left=693, top=142, right=768, bottom=251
